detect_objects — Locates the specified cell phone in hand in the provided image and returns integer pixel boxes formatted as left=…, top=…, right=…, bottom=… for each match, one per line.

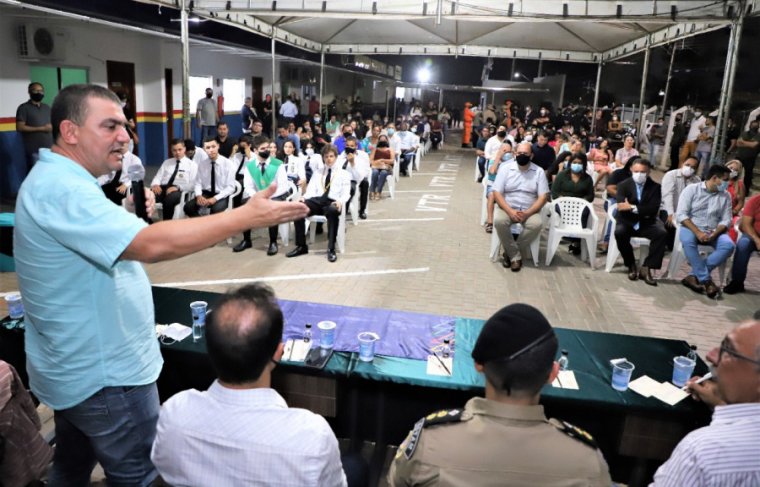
left=304, top=347, right=333, bottom=369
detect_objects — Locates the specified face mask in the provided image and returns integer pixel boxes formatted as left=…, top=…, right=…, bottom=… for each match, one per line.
left=314, top=117, right=321, bottom=123
left=345, top=147, right=356, bottom=154
left=497, top=130, right=507, bottom=138
left=632, top=172, right=647, bottom=185
left=206, top=92, right=213, bottom=99
left=501, top=153, right=513, bottom=162
left=343, top=132, right=352, bottom=138
left=120, top=101, right=127, bottom=108
left=258, top=150, right=270, bottom=159
left=571, top=163, right=584, bottom=173
left=305, top=148, right=315, bottom=156
left=751, top=125, right=759, bottom=133
left=239, top=145, right=247, bottom=154
left=387, top=129, right=395, bottom=136
left=718, top=180, right=729, bottom=192
left=30, top=93, right=44, bottom=102
left=730, top=170, right=738, bottom=179
left=681, top=166, right=695, bottom=178
left=377, top=141, right=389, bottom=148
left=516, top=154, right=531, bottom=166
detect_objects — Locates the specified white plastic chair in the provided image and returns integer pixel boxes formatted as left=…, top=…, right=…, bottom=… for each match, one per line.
left=545, top=197, right=599, bottom=269
left=305, top=201, right=347, bottom=253
left=604, top=203, right=652, bottom=272
left=479, top=178, right=489, bottom=226
left=226, top=181, right=243, bottom=246
left=348, top=180, right=363, bottom=226
left=489, top=202, right=550, bottom=266
left=393, top=153, right=401, bottom=182
left=370, top=165, right=395, bottom=200
left=474, top=156, right=481, bottom=182
left=277, top=181, right=300, bottom=247
left=662, top=223, right=727, bottom=285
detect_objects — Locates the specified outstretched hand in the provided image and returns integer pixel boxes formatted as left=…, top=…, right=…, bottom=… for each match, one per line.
left=245, top=182, right=309, bottom=227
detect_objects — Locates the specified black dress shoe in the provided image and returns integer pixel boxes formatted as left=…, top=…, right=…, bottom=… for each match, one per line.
left=286, top=245, right=308, bottom=258
left=267, top=242, right=278, bottom=256
left=682, top=275, right=705, bottom=294
left=359, top=212, right=367, bottom=220
left=232, top=240, right=252, bottom=253
left=327, top=249, right=337, bottom=262
left=627, top=265, right=639, bottom=281
left=638, top=266, right=657, bottom=286
left=723, top=280, right=745, bottom=294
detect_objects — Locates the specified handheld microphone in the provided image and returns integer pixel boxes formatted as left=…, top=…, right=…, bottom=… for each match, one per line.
left=127, top=164, right=151, bottom=223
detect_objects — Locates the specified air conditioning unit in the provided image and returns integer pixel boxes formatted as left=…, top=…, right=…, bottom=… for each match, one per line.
left=17, top=25, right=67, bottom=61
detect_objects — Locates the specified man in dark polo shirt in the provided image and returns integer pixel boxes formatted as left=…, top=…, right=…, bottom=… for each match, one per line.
left=531, top=132, right=555, bottom=171
left=735, top=119, right=760, bottom=192
left=16, top=82, right=53, bottom=171
left=215, top=121, right=236, bottom=158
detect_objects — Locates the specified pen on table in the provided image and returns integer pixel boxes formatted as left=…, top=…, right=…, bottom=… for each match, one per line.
left=682, top=372, right=713, bottom=391
left=434, top=353, right=451, bottom=376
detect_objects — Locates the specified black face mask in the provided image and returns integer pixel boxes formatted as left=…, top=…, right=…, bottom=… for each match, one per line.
left=516, top=154, right=531, bottom=166
left=497, top=130, right=507, bottom=138
left=377, top=141, right=389, bottom=148
left=343, top=132, right=352, bottom=138
left=345, top=147, right=356, bottom=154
left=30, top=92, right=44, bottom=102
left=206, top=92, right=213, bottom=98
left=751, top=125, right=759, bottom=133
left=258, top=150, right=270, bottom=159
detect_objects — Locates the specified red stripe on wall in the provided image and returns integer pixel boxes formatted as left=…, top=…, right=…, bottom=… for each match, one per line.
left=0, top=117, right=16, bottom=124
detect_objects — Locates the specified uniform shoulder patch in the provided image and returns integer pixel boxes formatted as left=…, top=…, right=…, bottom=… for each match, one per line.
left=398, top=409, right=465, bottom=460
left=552, top=420, right=598, bottom=449
left=422, top=408, right=464, bottom=427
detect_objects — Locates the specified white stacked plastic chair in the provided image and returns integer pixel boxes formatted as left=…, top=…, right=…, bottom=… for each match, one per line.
left=662, top=222, right=727, bottom=285
left=489, top=202, right=551, bottom=266
left=604, top=203, right=651, bottom=272
left=226, top=181, right=243, bottom=246
left=479, top=178, right=489, bottom=226
left=277, top=181, right=300, bottom=247
left=305, top=201, right=347, bottom=254
left=545, top=197, right=599, bottom=269
left=474, top=156, right=481, bottom=182
left=393, top=153, right=401, bottom=182
left=348, top=182, right=361, bottom=226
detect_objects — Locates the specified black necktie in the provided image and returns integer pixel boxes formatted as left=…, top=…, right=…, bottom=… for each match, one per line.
left=111, top=169, right=122, bottom=185
left=236, top=155, right=246, bottom=175
left=323, top=168, right=332, bottom=196
left=210, top=160, right=216, bottom=194
left=166, top=160, right=181, bottom=187
left=260, top=162, right=266, bottom=175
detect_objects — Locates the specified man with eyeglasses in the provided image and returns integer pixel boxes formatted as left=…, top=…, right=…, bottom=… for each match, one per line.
left=652, top=320, right=760, bottom=485
left=388, top=304, right=611, bottom=486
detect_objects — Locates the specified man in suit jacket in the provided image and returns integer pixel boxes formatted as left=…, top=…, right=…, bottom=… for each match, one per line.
left=614, top=158, right=668, bottom=285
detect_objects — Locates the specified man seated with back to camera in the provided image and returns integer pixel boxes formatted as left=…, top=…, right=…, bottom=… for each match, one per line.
left=492, top=142, right=550, bottom=272
left=338, top=136, right=370, bottom=220
left=676, top=165, right=735, bottom=299
left=184, top=137, right=236, bottom=217
left=388, top=304, right=611, bottom=486
left=659, top=156, right=701, bottom=251
left=287, top=144, right=351, bottom=263
left=151, top=284, right=355, bottom=486
left=613, top=158, right=668, bottom=286
left=150, top=138, right=197, bottom=221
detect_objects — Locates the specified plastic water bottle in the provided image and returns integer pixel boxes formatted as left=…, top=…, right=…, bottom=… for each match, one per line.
left=687, top=345, right=698, bottom=362
left=558, top=350, right=569, bottom=370
left=441, top=338, right=451, bottom=358
left=303, top=323, right=312, bottom=343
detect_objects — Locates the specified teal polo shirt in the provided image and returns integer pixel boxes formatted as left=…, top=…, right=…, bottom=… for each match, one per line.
left=14, top=149, right=162, bottom=410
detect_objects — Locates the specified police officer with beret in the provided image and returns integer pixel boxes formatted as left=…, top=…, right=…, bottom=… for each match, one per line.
left=388, top=304, right=612, bottom=486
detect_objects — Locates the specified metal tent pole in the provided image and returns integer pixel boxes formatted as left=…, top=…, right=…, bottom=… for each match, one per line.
left=271, top=31, right=277, bottom=136
left=319, top=50, right=325, bottom=118
left=636, top=37, right=652, bottom=150
left=661, top=44, right=677, bottom=119
left=590, top=62, right=602, bottom=134
left=712, top=14, right=744, bottom=160
left=180, top=0, right=191, bottom=139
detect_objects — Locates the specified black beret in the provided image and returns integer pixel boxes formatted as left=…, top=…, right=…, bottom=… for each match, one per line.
left=472, top=303, right=554, bottom=364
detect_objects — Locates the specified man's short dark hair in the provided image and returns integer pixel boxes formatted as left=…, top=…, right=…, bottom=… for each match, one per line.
left=239, top=134, right=254, bottom=146
left=217, top=121, right=228, bottom=128
left=252, top=135, right=270, bottom=148
left=170, top=138, right=184, bottom=147
left=28, top=82, right=43, bottom=92
left=483, top=335, right=558, bottom=397
left=707, top=164, right=730, bottom=180
left=205, top=284, right=284, bottom=384
left=51, top=84, right=120, bottom=142
left=345, top=136, right=358, bottom=145
left=202, top=136, right=218, bottom=146
left=322, top=144, right=339, bottom=158
left=184, top=139, right=196, bottom=151
left=632, top=158, right=652, bottom=169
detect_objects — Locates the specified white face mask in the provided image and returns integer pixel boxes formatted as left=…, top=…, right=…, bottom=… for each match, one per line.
left=632, top=172, right=647, bottom=185
left=305, top=148, right=315, bottom=156
left=681, top=166, right=695, bottom=178
left=730, top=170, right=738, bottom=179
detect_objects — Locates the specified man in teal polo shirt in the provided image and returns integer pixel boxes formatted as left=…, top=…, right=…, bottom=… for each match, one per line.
left=13, top=84, right=308, bottom=486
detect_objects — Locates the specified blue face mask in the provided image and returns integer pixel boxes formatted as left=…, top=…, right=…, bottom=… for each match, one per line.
left=501, top=153, right=513, bottom=162
left=387, top=129, right=395, bottom=136
left=570, top=163, right=584, bottom=173
left=718, top=180, right=729, bottom=192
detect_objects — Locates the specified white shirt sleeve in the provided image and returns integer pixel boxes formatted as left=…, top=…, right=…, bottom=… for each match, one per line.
left=243, top=166, right=255, bottom=198
left=151, top=160, right=169, bottom=187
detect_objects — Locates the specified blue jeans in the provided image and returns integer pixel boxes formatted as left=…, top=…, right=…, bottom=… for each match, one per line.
left=370, top=168, right=390, bottom=193
left=730, top=234, right=758, bottom=284
left=603, top=198, right=617, bottom=243
left=696, top=150, right=711, bottom=178
left=200, top=125, right=217, bottom=144
left=48, top=383, right=160, bottom=487
left=679, top=227, right=735, bottom=283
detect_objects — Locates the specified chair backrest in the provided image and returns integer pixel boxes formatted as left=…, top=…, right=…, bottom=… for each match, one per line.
left=607, top=202, right=618, bottom=226
left=552, top=197, right=593, bottom=229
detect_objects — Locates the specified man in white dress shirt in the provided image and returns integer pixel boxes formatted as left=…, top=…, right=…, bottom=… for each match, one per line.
left=286, top=144, right=351, bottom=262
left=484, top=124, right=515, bottom=164
left=151, top=284, right=348, bottom=487
left=184, top=137, right=236, bottom=217
left=652, top=320, right=760, bottom=486
left=338, top=137, right=370, bottom=220
left=98, top=147, right=142, bottom=206
left=150, top=138, right=197, bottom=220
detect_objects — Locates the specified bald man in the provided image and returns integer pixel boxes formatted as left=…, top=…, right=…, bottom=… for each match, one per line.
left=652, top=320, right=760, bottom=485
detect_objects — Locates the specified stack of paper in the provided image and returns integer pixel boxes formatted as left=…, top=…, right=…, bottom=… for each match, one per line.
left=283, top=338, right=311, bottom=362
left=427, top=355, right=453, bottom=376
left=551, top=370, right=579, bottom=390
left=628, top=375, right=690, bottom=405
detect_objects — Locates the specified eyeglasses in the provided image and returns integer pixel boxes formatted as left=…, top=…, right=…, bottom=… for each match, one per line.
left=718, top=337, right=760, bottom=367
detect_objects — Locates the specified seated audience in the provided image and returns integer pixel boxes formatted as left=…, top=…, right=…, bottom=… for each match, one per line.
left=613, top=158, right=667, bottom=286
left=484, top=141, right=514, bottom=234
left=388, top=304, right=611, bottom=486
left=484, top=124, right=514, bottom=164
left=215, top=121, right=236, bottom=158
left=396, top=122, right=419, bottom=176
left=333, top=124, right=352, bottom=153
left=279, top=139, right=306, bottom=194
left=599, top=155, right=638, bottom=253
left=652, top=320, right=760, bottom=485
left=614, top=135, right=639, bottom=169
left=275, top=125, right=300, bottom=153
left=369, top=134, right=395, bottom=200
left=531, top=132, right=556, bottom=171
left=492, top=142, right=550, bottom=272
left=676, top=165, right=734, bottom=298
left=659, top=156, right=701, bottom=250
left=150, top=138, right=198, bottom=221
left=302, top=139, right=324, bottom=185
left=338, top=137, right=370, bottom=220
left=429, top=117, right=443, bottom=149
left=287, top=144, right=351, bottom=263
left=362, top=124, right=381, bottom=153
left=724, top=193, right=760, bottom=294
left=184, top=138, right=235, bottom=217
left=588, top=138, right=614, bottom=189
left=551, top=152, right=595, bottom=256
left=151, top=284, right=348, bottom=486
left=545, top=150, right=573, bottom=182
left=233, top=136, right=289, bottom=255
left=474, top=126, right=491, bottom=182
left=98, top=147, right=142, bottom=206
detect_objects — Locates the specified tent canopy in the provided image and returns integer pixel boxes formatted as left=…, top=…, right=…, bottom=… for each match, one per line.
left=137, top=0, right=757, bottom=62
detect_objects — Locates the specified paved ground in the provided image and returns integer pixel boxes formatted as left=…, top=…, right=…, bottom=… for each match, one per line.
left=2, top=132, right=759, bottom=359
